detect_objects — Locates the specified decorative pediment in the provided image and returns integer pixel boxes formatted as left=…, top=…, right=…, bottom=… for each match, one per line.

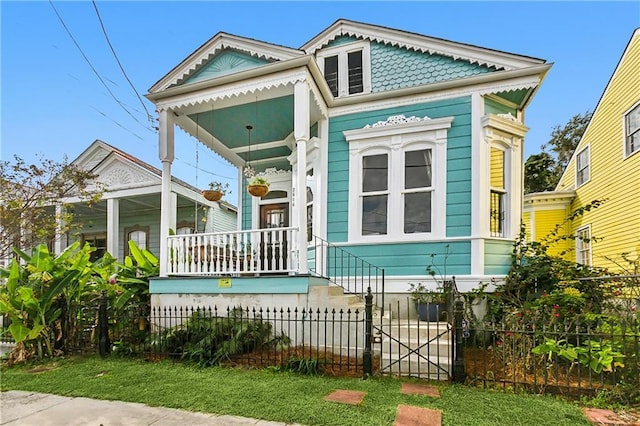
left=364, top=114, right=431, bottom=128
left=93, top=156, right=160, bottom=191
left=71, top=140, right=112, bottom=170
left=149, top=33, right=304, bottom=93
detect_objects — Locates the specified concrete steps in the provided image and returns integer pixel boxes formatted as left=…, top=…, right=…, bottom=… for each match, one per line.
left=307, top=285, right=452, bottom=380
left=375, top=319, right=452, bottom=380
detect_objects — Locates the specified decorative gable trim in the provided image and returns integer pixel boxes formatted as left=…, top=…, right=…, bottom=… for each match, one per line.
left=150, top=32, right=304, bottom=93
left=94, top=155, right=160, bottom=191
left=154, top=69, right=308, bottom=113
left=302, top=19, right=545, bottom=71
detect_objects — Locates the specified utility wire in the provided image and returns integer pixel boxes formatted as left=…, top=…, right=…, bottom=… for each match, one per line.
left=91, top=0, right=155, bottom=128
left=49, top=0, right=154, bottom=132
left=90, top=106, right=145, bottom=141
left=175, top=158, right=236, bottom=181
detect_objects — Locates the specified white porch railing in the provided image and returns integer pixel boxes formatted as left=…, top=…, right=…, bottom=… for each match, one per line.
left=167, top=227, right=298, bottom=276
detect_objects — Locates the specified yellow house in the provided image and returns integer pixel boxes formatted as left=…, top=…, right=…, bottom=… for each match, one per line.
left=524, top=28, right=640, bottom=271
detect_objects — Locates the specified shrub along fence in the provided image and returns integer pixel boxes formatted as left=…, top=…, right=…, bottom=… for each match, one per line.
left=462, top=274, right=640, bottom=402
left=463, top=315, right=639, bottom=399
left=97, top=292, right=367, bottom=377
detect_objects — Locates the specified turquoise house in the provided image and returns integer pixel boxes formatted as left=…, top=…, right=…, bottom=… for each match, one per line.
left=146, top=19, right=550, bottom=314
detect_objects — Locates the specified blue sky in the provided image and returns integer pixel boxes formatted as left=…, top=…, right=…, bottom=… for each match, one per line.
left=1, top=1, right=639, bottom=202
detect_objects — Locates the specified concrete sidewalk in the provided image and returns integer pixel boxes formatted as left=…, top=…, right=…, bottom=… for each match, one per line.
left=1, top=391, right=301, bottom=426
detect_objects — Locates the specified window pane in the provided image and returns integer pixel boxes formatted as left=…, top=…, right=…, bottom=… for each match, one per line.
left=324, top=55, right=338, bottom=97
left=627, top=105, right=640, bottom=155
left=362, top=194, right=387, bottom=235
left=404, top=192, right=431, bottom=233
left=348, top=50, right=363, bottom=94
left=307, top=204, right=313, bottom=242
left=576, top=147, right=589, bottom=185
left=362, top=154, right=387, bottom=192
left=176, top=226, right=193, bottom=235
left=627, top=105, right=640, bottom=135
left=490, top=147, right=505, bottom=188
left=405, top=149, right=432, bottom=189
left=628, top=131, right=640, bottom=155
left=129, top=230, right=147, bottom=250
left=490, top=190, right=504, bottom=237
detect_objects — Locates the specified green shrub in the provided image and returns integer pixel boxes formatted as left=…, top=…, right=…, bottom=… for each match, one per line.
left=161, top=308, right=274, bottom=367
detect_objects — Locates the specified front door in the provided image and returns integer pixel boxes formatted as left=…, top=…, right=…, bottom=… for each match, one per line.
left=260, top=203, right=289, bottom=272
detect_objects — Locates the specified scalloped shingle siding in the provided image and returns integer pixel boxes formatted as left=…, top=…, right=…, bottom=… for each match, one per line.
left=370, top=42, right=495, bottom=92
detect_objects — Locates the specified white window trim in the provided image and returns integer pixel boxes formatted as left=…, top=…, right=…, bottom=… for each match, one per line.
left=481, top=113, right=526, bottom=239
left=489, top=143, right=510, bottom=238
left=576, top=224, right=592, bottom=266
left=575, top=145, right=590, bottom=188
left=623, top=100, right=640, bottom=159
left=316, top=40, right=371, bottom=98
left=344, top=115, right=453, bottom=243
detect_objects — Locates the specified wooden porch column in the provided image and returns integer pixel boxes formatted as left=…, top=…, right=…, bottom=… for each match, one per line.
left=106, top=198, right=120, bottom=259
left=158, top=109, right=175, bottom=277
left=294, top=81, right=309, bottom=273
left=53, top=204, right=66, bottom=255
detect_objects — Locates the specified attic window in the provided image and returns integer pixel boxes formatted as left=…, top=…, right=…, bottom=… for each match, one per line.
left=317, top=40, right=370, bottom=98
left=324, top=56, right=339, bottom=97
left=347, top=51, right=364, bottom=94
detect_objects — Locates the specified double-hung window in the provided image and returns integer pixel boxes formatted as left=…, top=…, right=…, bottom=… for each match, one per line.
left=625, top=102, right=640, bottom=157
left=318, top=41, right=371, bottom=98
left=576, top=146, right=590, bottom=187
left=125, top=225, right=149, bottom=256
left=489, top=147, right=506, bottom=237
left=576, top=226, right=592, bottom=266
left=361, top=153, right=389, bottom=235
left=344, top=115, right=453, bottom=243
left=404, top=149, right=433, bottom=233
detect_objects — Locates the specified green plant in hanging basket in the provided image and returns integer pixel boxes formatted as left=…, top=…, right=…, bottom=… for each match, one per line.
left=247, top=176, right=270, bottom=197
left=202, top=181, right=229, bottom=202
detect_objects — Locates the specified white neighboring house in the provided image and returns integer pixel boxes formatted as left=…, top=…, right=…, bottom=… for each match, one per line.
left=57, top=140, right=237, bottom=261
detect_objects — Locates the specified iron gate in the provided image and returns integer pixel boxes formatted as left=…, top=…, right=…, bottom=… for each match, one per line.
left=373, top=302, right=453, bottom=380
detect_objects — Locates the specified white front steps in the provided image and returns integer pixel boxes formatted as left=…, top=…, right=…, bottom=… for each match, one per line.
left=375, top=320, right=452, bottom=380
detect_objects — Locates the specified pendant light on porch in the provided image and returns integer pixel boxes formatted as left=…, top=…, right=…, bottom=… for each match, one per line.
left=243, top=125, right=255, bottom=179
left=244, top=124, right=270, bottom=197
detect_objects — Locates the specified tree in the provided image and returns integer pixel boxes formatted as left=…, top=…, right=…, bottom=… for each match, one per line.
left=524, top=111, right=592, bottom=193
left=524, top=152, right=556, bottom=193
left=0, top=155, right=103, bottom=258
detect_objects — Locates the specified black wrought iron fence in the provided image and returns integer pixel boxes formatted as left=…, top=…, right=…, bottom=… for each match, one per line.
left=104, top=300, right=366, bottom=376
left=462, top=314, right=640, bottom=397
left=1, top=314, right=12, bottom=344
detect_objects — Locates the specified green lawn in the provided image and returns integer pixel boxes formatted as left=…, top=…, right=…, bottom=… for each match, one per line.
left=1, top=356, right=590, bottom=426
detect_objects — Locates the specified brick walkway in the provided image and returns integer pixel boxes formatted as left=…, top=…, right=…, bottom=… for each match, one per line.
left=323, top=383, right=442, bottom=426
left=323, top=384, right=640, bottom=426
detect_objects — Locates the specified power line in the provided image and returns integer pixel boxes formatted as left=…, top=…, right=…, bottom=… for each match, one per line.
left=89, top=106, right=145, bottom=141
left=175, top=157, right=237, bottom=181
left=48, top=0, right=154, bottom=133
left=91, top=0, right=155, bottom=128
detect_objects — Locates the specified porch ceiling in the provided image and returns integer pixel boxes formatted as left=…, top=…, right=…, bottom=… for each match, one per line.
left=187, top=95, right=294, bottom=164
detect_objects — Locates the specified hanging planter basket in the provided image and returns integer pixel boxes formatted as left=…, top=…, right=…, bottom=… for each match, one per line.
left=247, top=184, right=269, bottom=198
left=202, top=190, right=223, bottom=202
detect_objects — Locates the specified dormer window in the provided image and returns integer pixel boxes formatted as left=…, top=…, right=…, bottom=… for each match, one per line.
left=317, top=41, right=371, bottom=98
